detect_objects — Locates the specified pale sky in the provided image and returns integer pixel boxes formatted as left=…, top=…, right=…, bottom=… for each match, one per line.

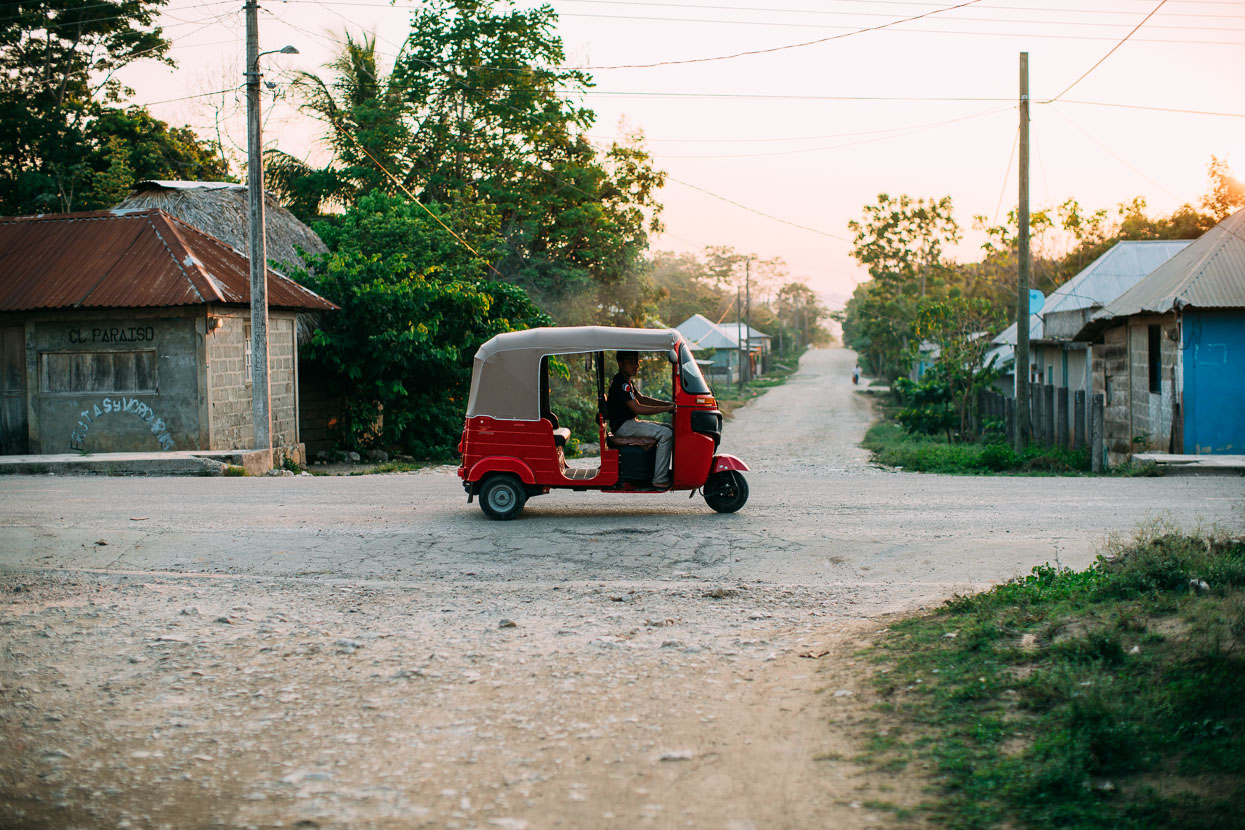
left=118, top=0, right=1245, bottom=308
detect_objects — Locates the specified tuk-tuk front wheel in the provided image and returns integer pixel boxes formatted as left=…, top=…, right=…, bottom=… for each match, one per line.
left=704, top=470, right=748, bottom=514
left=479, top=473, right=527, bottom=520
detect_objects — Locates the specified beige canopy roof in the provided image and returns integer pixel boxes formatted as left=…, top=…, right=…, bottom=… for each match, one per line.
left=466, top=326, right=681, bottom=421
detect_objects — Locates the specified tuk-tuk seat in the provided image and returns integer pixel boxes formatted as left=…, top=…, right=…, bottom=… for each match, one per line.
left=552, top=427, right=571, bottom=447
left=606, top=433, right=658, bottom=451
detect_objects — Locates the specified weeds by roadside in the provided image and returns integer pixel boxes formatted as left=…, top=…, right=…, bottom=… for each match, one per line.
left=858, top=524, right=1245, bottom=829
left=863, top=421, right=1091, bottom=475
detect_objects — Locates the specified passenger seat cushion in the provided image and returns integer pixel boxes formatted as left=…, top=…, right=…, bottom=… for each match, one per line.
left=552, top=427, right=571, bottom=447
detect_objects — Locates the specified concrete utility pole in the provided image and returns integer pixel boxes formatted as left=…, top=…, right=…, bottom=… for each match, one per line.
left=244, top=2, right=297, bottom=456
left=1014, top=52, right=1032, bottom=451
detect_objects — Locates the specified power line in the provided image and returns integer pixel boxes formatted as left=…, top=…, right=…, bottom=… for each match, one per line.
left=548, top=0, right=1245, bottom=22
left=646, top=105, right=1012, bottom=159
left=668, top=176, right=852, bottom=242
left=579, top=0, right=987, bottom=69
left=1048, top=0, right=1170, bottom=101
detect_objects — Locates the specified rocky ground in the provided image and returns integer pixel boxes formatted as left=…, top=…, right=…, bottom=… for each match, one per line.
left=2, top=569, right=915, bottom=830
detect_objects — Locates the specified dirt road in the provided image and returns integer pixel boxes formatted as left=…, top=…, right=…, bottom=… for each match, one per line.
left=3, top=346, right=1242, bottom=829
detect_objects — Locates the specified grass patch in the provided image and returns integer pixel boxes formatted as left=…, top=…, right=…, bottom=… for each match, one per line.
left=863, top=421, right=1090, bottom=475
left=223, top=465, right=247, bottom=476
left=861, top=524, right=1245, bottom=829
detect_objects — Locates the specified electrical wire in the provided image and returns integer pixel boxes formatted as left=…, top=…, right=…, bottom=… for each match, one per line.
left=667, top=176, right=853, bottom=242
left=1046, top=105, right=1182, bottom=201
left=646, top=105, right=1012, bottom=159
left=1047, top=0, right=1170, bottom=102
left=574, top=0, right=987, bottom=69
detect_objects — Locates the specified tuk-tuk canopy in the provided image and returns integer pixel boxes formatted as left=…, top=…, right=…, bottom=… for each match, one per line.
left=466, top=326, right=681, bottom=421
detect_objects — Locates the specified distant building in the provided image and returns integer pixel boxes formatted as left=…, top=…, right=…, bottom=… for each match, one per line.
left=674, top=314, right=771, bottom=385
left=0, top=208, right=336, bottom=457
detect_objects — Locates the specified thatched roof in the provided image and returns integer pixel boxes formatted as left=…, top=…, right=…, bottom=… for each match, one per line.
left=114, top=180, right=328, bottom=272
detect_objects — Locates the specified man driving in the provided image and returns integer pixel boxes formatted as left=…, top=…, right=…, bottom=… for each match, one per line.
left=608, top=350, right=674, bottom=488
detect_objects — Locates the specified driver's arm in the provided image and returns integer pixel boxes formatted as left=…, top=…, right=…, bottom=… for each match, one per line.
left=627, top=398, right=674, bottom=415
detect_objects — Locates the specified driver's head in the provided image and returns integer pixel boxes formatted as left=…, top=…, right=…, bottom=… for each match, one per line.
left=616, top=350, right=639, bottom=376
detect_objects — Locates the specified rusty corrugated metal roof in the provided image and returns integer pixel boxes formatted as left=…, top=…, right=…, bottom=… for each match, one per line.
left=0, top=209, right=336, bottom=312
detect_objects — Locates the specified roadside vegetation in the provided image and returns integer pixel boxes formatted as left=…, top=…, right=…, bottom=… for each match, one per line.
left=858, top=525, right=1245, bottom=829
left=863, top=420, right=1089, bottom=475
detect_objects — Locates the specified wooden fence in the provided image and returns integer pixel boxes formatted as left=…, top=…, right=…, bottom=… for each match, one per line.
left=979, top=385, right=1107, bottom=471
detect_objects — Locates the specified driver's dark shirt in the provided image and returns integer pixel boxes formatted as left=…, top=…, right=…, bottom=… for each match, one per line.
left=607, top=371, right=638, bottom=432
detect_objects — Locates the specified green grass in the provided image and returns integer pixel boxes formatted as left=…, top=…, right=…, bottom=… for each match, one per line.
left=859, top=525, right=1245, bottom=829
left=863, top=421, right=1091, bottom=475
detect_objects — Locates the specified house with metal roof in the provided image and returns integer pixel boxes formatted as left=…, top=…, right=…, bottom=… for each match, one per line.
left=674, top=314, right=771, bottom=385
left=0, top=208, right=336, bottom=458
left=1074, top=208, right=1245, bottom=462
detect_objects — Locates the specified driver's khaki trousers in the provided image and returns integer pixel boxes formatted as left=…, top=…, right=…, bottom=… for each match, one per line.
left=616, top=419, right=673, bottom=484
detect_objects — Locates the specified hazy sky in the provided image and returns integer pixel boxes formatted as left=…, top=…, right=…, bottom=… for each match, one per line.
left=119, top=0, right=1245, bottom=306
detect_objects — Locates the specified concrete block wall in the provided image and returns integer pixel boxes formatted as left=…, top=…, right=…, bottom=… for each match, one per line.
left=207, top=312, right=252, bottom=449
left=207, top=310, right=299, bottom=450
left=1127, top=315, right=1178, bottom=453
left=1095, top=325, right=1132, bottom=465
left=269, top=316, right=297, bottom=448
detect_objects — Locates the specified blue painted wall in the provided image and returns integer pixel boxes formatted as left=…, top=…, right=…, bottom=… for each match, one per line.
left=1183, top=310, right=1245, bottom=454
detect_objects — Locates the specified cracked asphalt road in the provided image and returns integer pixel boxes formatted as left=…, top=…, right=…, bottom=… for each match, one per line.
left=2, top=346, right=1242, bottom=830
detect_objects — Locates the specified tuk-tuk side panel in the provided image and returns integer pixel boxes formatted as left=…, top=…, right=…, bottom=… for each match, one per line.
left=461, top=416, right=624, bottom=488
left=461, top=417, right=559, bottom=482
left=466, top=456, right=537, bottom=485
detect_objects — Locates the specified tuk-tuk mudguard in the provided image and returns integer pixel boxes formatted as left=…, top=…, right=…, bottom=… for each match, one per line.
left=466, top=456, right=537, bottom=486
left=712, top=454, right=749, bottom=474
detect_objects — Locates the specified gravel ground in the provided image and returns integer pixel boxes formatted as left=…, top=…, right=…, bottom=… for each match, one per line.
left=3, top=346, right=1243, bottom=830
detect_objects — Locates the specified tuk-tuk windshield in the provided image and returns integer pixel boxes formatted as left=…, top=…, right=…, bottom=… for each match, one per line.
left=679, top=343, right=712, bottom=395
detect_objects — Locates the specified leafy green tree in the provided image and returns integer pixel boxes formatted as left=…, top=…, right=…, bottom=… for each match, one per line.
left=268, top=1, right=665, bottom=307
left=848, top=193, right=960, bottom=300
left=910, top=296, right=1004, bottom=441
left=0, top=0, right=181, bottom=213
left=1201, top=155, right=1245, bottom=221
left=842, top=194, right=961, bottom=380
left=293, top=192, right=549, bottom=457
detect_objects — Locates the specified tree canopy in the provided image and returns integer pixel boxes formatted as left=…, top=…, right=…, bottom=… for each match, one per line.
left=266, top=0, right=665, bottom=309
left=0, top=0, right=229, bottom=214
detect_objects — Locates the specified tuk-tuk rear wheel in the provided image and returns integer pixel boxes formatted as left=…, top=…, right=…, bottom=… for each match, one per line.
left=704, top=470, right=748, bottom=513
left=479, top=473, right=527, bottom=520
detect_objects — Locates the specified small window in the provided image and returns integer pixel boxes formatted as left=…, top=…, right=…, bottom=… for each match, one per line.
left=1148, top=324, right=1161, bottom=393
left=245, top=325, right=253, bottom=384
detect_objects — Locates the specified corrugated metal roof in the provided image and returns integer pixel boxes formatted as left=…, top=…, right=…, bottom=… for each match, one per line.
left=1042, top=239, right=1191, bottom=315
left=0, top=209, right=336, bottom=312
left=1095, top=208, right=1245, bottom=319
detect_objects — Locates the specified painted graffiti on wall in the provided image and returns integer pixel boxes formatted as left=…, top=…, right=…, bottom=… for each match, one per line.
left=68, top=397, right=175, bottom=451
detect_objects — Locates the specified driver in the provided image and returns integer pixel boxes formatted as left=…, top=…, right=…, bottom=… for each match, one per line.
left=608, top=350, right=674, bottom=488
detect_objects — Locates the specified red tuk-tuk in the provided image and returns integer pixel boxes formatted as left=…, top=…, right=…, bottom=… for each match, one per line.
left=457, top=326, right=749, bottom=520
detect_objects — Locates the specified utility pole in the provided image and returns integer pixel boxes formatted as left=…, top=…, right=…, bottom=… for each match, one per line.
left=744, top=258, right=752, bottom=380
left=244, top=6, right=297, bottom=459
left=1014, top=51, right=1032, bottom=451
left=245, top=0, right=271, bottom=457
left=736, top=288, right=744, bottom=390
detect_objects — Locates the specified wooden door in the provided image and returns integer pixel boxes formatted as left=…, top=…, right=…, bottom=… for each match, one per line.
left=1, top=325, right=28, bottom=454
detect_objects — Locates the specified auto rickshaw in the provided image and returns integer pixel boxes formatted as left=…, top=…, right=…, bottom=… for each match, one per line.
left=457, top=326, right=749, bottom=520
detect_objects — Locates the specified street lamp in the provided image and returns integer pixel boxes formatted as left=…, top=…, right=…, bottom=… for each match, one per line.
left=245, top=0, right=298, bottom=461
